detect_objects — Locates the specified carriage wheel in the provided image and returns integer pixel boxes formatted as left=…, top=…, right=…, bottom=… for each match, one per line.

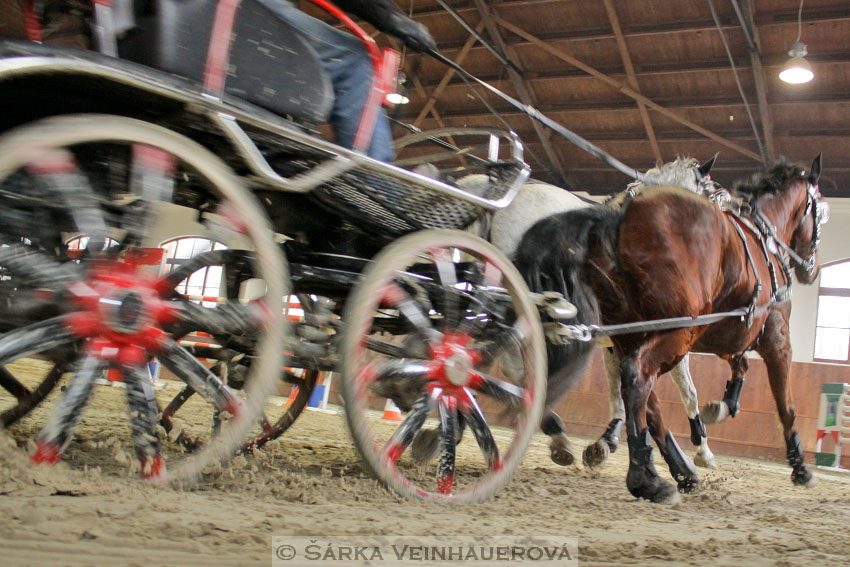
left=157, top=285, right=321, bottom=452
left=158, top=342, right=319, bottom=452
left=340, top=229, right=546, bottom=503
left=0, top=115, right=286, bottom=481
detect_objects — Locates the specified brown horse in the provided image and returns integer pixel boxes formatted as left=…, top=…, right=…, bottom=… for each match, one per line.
left=515, top=155, right=828, bottom=503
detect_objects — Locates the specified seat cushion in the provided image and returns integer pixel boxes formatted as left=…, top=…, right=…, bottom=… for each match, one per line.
left=122, top=0, right=333, bottom=125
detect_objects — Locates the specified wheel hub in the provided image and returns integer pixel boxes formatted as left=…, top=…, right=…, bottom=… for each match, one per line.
left=102, top=289, right=149, bottom=334
left=67, top=260, right=177, bottom=354
left=428, top=333, right=481, bottom=393
left=444, top=351, right=472, bottom=386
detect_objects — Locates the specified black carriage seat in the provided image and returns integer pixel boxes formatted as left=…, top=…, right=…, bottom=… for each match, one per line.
left=122, top=0, right=333, bottom=126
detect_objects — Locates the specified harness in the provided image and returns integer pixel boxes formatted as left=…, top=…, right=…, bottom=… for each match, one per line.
left=724, top=208, right=790, bottom=326
left=545, top=180, right=830, bottom=344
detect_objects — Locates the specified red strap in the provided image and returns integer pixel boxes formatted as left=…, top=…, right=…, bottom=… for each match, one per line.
left=203, top=0, right=243, bottom=95
left=22, top=0, right=43, bottom=42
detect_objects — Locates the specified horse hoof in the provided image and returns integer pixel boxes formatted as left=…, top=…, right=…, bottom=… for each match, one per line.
left=627, top=471, right=679, bottom=504
left=700, top=401, right=729, bottom=425
left=693, top=452, right=717, bottom=470
left=676, top=475, right=700, bottom=494
left=791, top=465, right=817, bottom=487
left=411, top=428, right=440, bottom=464
left=549, top=440, right=575, bottom=467
left=582, top=439, right=610, bottom=468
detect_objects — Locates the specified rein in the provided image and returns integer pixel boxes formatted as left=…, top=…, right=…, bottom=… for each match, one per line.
left=427, top=49, right=664, bottom=186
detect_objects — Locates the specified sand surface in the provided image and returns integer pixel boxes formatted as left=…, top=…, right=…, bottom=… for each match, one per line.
left=2, top=358, right=849, bottom=567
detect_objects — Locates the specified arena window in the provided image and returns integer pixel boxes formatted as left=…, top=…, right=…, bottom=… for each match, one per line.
left=160, top=237, right=228, bottom=308
left=814, top=259, right=850, bottom=364
left=66, top=235, right=120, bottom=253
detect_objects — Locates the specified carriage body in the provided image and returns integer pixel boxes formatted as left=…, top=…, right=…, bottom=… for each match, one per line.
left=0, top=0, right=551, bottom=502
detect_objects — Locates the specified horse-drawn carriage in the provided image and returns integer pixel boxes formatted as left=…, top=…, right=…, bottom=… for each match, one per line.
left=0, top=0, right=561, bottom=503
left=0, top=0, right=830, bottom=505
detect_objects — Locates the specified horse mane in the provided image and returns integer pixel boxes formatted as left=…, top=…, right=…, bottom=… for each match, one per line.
left=732, top=158, right=808, bottom=200
left=604, top=156, right=700, bottom=207
left=625, top=156, right=701, bottom=194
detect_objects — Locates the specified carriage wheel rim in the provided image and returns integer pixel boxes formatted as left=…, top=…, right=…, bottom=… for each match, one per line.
left=341, top=229, right=545, bottom=504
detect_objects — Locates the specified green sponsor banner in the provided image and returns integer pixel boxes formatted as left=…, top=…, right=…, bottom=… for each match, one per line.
left=821, top=383, right=846, bottom=395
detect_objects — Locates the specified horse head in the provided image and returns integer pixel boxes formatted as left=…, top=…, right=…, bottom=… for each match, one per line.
left=740, top=154, right=829, bottom=284
left=789, top=154, right=829, bottom=283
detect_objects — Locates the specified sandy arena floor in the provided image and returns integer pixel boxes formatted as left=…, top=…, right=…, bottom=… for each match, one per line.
left=1, top=359, right=849, bottom=567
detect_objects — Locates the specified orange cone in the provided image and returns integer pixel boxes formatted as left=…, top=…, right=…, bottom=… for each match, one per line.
left=382, top=398, right=403, bottom=421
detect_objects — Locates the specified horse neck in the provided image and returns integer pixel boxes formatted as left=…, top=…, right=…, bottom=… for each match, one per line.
left=753, top=181, right=806, bottom=242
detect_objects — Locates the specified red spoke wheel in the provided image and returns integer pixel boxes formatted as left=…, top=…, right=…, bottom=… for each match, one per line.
left=0, top=115, right=286, bottom=481
left=340, top=230, right=546, bottom=503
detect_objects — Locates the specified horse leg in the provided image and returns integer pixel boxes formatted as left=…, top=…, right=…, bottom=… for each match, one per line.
left=647, top=389, right=699, bottom=493
left=669, top=354, right=716, bottom=469
left=620, top=341, right=679, bottom=504
left=411, top=412, right=467, bottom=463
left=542, top=408, right=575, bottom=466
left=756, top=309, right=816, bottom=487
left=583, top=347, right=625, bottom=468
left=701, top=355, right=747, bottom=424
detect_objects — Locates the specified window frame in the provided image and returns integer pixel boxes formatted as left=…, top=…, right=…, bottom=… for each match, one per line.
left=813, top=259, right=850, bottom=365
left=159, top=236, right=228, bottom=308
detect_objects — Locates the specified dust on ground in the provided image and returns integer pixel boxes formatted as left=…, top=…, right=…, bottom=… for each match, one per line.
left=1, top=358, right=849, bottom=567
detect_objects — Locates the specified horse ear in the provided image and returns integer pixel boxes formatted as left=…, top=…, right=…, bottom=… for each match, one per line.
left=810, top=153, right=822, bottom=185
left=698, top=153, right=719, bottom=178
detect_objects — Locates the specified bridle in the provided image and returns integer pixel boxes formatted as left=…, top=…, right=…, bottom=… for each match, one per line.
left=693, top=165, right=716, bottom=195
left=752, top=180, right=830, bottom=276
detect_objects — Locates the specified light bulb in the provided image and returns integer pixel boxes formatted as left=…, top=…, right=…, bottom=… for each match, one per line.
left=779, top=42, right=813, bottom=84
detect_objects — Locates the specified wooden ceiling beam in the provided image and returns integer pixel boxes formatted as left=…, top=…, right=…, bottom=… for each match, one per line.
left=403, top=92, right=850, bottom=119
left=416, top=51, right=850, bottom=89
left=430, top=7, right=850, bottom=49
left=471, top=0, right=569, bottom=184
left=492, top=127, right=850, bottom=144
left=383, top=38, right=453, bottom=137
left=412, top=20, right=486, bottom=128
left=485, top=16, right=763, bottom=161
left=737, top=0, right=776, bottom=164
left=601, top=0, right=662, bottom=164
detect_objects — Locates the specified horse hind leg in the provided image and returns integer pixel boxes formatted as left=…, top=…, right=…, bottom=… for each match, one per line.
left=583, top=347, right=624, bottom=468
left=701, top=355, right=747, bottom=425
left=669, top=354, right=716, bottom=469
left=541, top=409, right=575, bottom=466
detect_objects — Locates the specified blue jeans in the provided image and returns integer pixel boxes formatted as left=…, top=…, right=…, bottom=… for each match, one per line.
left=257, top=0, right=395, bottom=162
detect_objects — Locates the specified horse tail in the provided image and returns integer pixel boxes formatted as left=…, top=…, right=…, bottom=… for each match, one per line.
left=514, top=206, right=622, bottom=407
